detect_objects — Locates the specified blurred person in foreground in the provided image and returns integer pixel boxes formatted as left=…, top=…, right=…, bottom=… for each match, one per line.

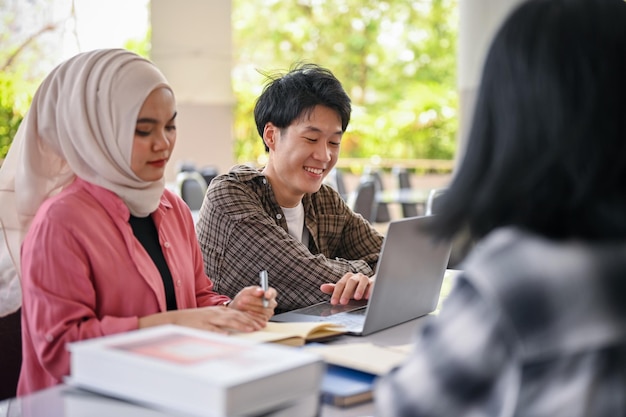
left=375, top=0, right=626, bottom=415
left=196, top=63, right=384, bottom=313
left=0, top=49, right=276, bottom=396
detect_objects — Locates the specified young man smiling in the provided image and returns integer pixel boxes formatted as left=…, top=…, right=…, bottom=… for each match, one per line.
left=196, top=63, right=384, bottom=313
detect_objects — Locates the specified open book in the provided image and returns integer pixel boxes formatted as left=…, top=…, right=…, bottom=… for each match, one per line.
left=232, top=321, right=347, bottom=346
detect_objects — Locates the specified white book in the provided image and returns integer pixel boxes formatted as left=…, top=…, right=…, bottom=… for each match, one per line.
left=63, top=387, right=321, bottom=417
left=66, top=325, right=324, bottom=417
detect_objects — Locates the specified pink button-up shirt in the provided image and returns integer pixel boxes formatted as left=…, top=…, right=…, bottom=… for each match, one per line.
left=18, top=178, right=229, bottom=395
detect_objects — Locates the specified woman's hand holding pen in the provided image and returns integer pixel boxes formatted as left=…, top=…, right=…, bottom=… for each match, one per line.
left=139, top=270, right=277, bottom=332
left=320, top=272, right=375, bottom=305
left=229, top=285, right=277, bottom=321
left=138, top=306, right=267, bottom=334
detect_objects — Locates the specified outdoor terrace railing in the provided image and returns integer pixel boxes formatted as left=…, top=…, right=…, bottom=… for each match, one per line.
left=334, top=157, right=455, bottom=174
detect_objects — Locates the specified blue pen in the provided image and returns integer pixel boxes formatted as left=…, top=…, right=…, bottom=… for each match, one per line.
left=259, top=270, right=269, bottom=308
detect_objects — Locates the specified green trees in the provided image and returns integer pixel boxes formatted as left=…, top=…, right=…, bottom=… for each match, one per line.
left=0, top=73, right=24, bottom=160
left=232, top=0, right=458, bottom=164
left=0, top=0, right=149, bottom=161
left=0, top=1, right=459, bottom=164
left=0, top=1, right=62, bottom=160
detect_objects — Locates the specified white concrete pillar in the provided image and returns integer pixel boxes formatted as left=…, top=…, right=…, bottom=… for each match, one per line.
left=150, top=0, right=235, bottom=181
left=457, top=0, right=525, bottom=167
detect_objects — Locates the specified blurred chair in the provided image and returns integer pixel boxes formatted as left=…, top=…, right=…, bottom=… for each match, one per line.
left=350, top=176, right=378, bottom=223
left=425, top=187, right=447, bottom=216
left=176, top=171, right=208, bottom=211
left=199, top=165, right=219, bottom=187
left=392, top=166, right=420, bottom=218
left=363, top=168, right=390, bottom=223
left=176, top=160, right=197, bottom=173
left=425, top=187, right=473, bottom=268
left=326, top=168, right=349, bottom=201
left=0, top=309, right=22, bottom=400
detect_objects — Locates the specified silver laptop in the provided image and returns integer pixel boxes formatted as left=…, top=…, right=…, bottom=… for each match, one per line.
left=271, top=215, right=452, bottom=336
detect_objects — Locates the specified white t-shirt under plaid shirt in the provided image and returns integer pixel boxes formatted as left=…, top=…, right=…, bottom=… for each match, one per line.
left=196, top=164, right=384, bottom=313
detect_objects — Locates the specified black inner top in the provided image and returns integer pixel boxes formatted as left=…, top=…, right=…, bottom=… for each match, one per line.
left=129, top=215, right=178, bottom=311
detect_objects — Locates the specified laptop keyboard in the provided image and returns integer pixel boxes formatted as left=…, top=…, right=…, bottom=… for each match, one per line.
left=328, top=309, right=367, bottom=332
left=292, top=299, right=368, bottom=317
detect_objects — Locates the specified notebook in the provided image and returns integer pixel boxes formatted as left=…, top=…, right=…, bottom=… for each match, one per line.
left=271, top=215, right=452, bottom=336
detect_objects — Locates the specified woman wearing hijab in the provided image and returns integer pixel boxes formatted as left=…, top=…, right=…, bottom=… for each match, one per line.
left=0, top=49, right=277, bottom=395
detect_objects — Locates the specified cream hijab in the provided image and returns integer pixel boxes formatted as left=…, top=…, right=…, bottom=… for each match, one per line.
left=0, top=49, right=173, bottom=316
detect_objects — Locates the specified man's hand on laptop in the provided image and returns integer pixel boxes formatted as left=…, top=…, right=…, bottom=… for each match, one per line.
left=320, top=272, right=375, bottom=305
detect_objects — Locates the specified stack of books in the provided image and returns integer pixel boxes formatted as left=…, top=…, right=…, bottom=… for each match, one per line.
left=306, top=342, right=414, bottom=408
left=67, top=325, right=324, bottom=417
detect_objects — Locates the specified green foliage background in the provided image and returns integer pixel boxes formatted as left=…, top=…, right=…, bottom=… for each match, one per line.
left=0, top=0, right=57, bottom=160
left=0, top=1, right=458, bottom=164
left=0, top=73, right=25, bottom=159
left=232, top=0, right=458, bottom=165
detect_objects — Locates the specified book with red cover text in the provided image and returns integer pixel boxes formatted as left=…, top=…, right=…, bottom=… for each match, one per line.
left=66, top=325, right=324, bottom=417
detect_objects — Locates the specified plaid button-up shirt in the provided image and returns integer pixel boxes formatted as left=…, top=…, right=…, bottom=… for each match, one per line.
left=196, top=165, right=384, bottom=313
left=376, top=228, right=626, bottom=417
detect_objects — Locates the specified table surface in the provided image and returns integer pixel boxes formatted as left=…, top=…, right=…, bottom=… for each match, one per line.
left=1, top=271, right=460, bottom=417
left=0, top=320, right=425, bottom=417
left=0, top=319, right=425, bottom=417
left=376, top=188, right=430, bottom=205
left=319, top=317, right=431, bottom=417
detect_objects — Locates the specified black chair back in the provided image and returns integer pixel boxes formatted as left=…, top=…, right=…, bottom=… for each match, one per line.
left=334, top=169, right=348, bottom=201
left=199, top=166, right=219, bottom=187
left=0, top=308, right=22, bottom=400
left=393, top=167, right=420, bottom=217
left=177, top=171, right=208, bottom=211
left=363, top=169, right=390, bottom=223
left=425, top=187, right=473, bottom=268
left=352, top=177, right=378, bottom=223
